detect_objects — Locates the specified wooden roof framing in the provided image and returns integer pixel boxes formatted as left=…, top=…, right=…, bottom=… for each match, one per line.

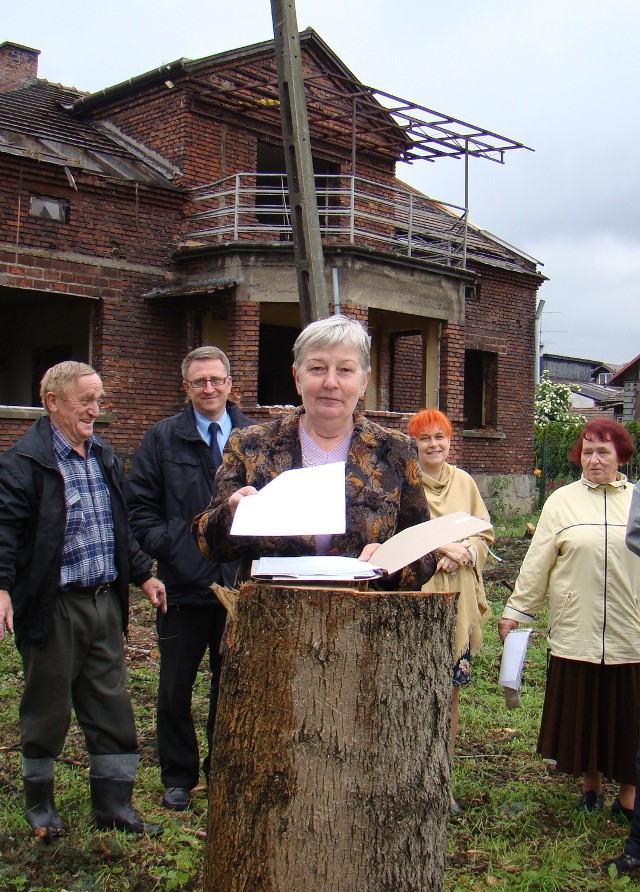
left=175, top=30, right=530, bottom=166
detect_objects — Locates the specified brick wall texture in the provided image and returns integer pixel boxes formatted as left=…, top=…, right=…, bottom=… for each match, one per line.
left=0, top=37, right=543, bottom=477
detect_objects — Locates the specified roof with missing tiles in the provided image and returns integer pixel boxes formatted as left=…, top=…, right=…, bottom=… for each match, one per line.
left=0, top=79, right=179, bottom=186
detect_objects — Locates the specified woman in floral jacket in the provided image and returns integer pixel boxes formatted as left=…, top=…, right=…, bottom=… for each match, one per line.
left=193, top=315, right=435, bottom=591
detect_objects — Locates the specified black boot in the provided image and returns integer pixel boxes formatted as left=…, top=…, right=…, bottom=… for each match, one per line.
left=90, top=776, right=162, bottom=837
left=23, top=778, right=67, bottom=838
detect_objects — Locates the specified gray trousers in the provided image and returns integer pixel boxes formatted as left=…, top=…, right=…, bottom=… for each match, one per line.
left=19, top=587, right=138, bottom=760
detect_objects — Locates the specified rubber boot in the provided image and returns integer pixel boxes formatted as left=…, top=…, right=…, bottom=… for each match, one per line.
left=90, top=776, right=162, bottom=837
left=23, top=778, right=67, bottom=838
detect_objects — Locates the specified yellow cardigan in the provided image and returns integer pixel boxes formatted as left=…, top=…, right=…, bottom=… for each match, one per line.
left=421, top=463, right=494, bottom=661
left=502, top=476, right=640, bottom=664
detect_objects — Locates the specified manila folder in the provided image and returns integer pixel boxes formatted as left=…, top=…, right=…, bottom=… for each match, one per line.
left=371, top=511, right=492, bottom=576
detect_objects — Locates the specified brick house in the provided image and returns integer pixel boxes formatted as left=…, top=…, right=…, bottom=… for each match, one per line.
left=0, top=33, right=544, bottom=507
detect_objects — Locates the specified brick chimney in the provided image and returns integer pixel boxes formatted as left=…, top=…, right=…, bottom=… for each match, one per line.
left=0, top=41, right=40, bottom=93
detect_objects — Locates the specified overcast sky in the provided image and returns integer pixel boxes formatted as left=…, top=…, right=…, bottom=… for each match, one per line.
left=5, top=0, right=639, bottom=365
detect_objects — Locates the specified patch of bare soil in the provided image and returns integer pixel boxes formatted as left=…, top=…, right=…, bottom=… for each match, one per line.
left=483, top=535, right=532, bottom=590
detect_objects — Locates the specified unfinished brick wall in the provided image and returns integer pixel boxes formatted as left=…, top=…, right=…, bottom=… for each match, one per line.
left=461, top=266, right=538, bottom=476
left=0, top=152, right=188, bottom=458
left=95, top=88, right=190, bottom=177
left=0, top=38, right=541, bottom=482
left=225, top=299, right=260, bottom=407
left=0, top=160, right=183, bottom=263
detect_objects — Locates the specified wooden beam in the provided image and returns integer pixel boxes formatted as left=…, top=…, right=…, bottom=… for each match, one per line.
left=270, top=0, right=329, bottom=324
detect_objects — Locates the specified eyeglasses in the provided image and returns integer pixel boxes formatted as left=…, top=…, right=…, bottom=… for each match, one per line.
left=186, top=376, right=229, bottom=389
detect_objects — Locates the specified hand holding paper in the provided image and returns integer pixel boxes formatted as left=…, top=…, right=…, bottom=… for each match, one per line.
left=499, top=628, right=532, bottom=708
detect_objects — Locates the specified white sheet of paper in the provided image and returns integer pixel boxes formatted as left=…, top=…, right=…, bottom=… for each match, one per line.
left=231, top=462, right=346, bottom=537
left=498, top=628, right=532, bottom=690
left=251, top=555, right=381, bottom=581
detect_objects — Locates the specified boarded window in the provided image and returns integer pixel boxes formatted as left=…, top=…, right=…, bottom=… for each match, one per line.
left=29, top=195, right=69, bottom=223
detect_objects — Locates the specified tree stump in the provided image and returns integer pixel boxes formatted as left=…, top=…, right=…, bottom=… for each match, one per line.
left=204, top=583, right=456, bottom=892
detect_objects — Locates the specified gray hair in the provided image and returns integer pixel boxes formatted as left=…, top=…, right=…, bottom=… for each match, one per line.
left=181, top=346, right=230, bottom=381
left=40, top=361, right=98, bottom=409
left=292, top=315, right=371, bottom=373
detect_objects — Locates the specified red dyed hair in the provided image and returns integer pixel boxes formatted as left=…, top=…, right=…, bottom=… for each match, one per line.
left=407, top=408, right=452, bottom=439
left=568, top=419, right=634, bottom=466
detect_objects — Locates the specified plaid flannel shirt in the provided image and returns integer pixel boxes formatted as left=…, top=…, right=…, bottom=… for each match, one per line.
left=51, top=424, right=117, bottom=587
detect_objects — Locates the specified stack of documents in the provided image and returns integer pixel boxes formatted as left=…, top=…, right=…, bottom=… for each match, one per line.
left=250, top=513, right=493, bottom=581
left=251, top=555, right=383, bottom=582
left=230, top=462, right=492, bottom=582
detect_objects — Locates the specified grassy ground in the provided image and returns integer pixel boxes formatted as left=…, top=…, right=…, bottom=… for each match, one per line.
left=0, top=601, right=208, bottom=892
left=0, top=519, right=638, bottom=890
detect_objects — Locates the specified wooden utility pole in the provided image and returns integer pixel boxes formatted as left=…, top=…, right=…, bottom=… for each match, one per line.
left=203, top=583, right=455, bottom=892
left=270, top=0, right=329, bottom=324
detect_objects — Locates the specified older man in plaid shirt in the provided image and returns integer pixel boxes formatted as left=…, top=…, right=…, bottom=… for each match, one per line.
left=0, top=361, right=166, bottom=839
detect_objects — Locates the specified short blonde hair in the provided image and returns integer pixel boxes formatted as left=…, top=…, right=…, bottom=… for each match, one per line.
left=40, top=361, right=98, bottom=409
left=293, top=315, right=371, bottom=373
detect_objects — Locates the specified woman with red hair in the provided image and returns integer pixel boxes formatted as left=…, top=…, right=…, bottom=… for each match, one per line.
left=408, top=408, right=494, bottom=812
left=499, top=419, right=640, bottom=818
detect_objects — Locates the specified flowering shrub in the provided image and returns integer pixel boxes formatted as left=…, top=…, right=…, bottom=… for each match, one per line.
left=534, top=370, right=586, bottom=427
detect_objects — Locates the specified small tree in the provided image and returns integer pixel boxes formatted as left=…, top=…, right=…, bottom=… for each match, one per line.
left=534, top=370, right=586, bottom=427
left=534, top=372, right=586, bottom=505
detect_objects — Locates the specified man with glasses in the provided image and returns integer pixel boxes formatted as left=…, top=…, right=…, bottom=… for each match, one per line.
left=126, top=346, right=252, bottom=811
left=0, top=361, right=166, bottom=838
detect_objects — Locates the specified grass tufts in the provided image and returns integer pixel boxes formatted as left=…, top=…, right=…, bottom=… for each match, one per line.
left=0, top=529, right=638, bottom=889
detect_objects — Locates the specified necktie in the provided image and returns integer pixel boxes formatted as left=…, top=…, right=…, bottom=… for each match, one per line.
left=208, top=421, right=223, bottom=469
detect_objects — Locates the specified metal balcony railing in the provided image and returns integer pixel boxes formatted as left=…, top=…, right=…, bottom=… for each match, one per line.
left=185, top=173, right=470, bottom=268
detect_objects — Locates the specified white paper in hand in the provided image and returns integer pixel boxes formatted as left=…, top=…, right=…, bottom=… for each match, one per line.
left=231, top=462, right=346, bottom=537
left=498, top=628, right=532, bottom=690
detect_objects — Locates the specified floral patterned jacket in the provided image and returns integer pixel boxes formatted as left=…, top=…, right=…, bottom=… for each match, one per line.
left=192, top=407, right=436, bottom=591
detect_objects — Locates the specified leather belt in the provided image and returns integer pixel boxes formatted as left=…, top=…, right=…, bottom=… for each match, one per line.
left=64, top=583, right=114, bottom=597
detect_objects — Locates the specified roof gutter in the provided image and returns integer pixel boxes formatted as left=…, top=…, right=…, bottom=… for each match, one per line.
left=67, top=61, right=188, bottom=115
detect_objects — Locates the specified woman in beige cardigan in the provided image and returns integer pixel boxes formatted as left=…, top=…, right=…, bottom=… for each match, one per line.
left=408, top=409, right=494, bottom=811
left=499, top=420, right=640, bottom=819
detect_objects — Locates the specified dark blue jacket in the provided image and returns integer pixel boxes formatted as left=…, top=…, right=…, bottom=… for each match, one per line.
left=0, top=416, right=152, bottom=647
left=125, top=401, right=253, bottom=604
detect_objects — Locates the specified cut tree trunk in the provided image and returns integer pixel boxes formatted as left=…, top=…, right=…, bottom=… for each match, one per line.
left=204, top=583, right=456, bottom=892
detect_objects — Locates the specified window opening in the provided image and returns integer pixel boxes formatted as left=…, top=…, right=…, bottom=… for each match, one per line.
left=257, top=323, right=300, bottom=406
left=255, top=141, right=339, bottom=234
left=464, top=349, right=498, bottom=429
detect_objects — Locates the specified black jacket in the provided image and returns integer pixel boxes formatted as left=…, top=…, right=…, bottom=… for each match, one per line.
left=125, top=401, right=253, bottom=604
left=0, top=416, right=152, bottom=647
